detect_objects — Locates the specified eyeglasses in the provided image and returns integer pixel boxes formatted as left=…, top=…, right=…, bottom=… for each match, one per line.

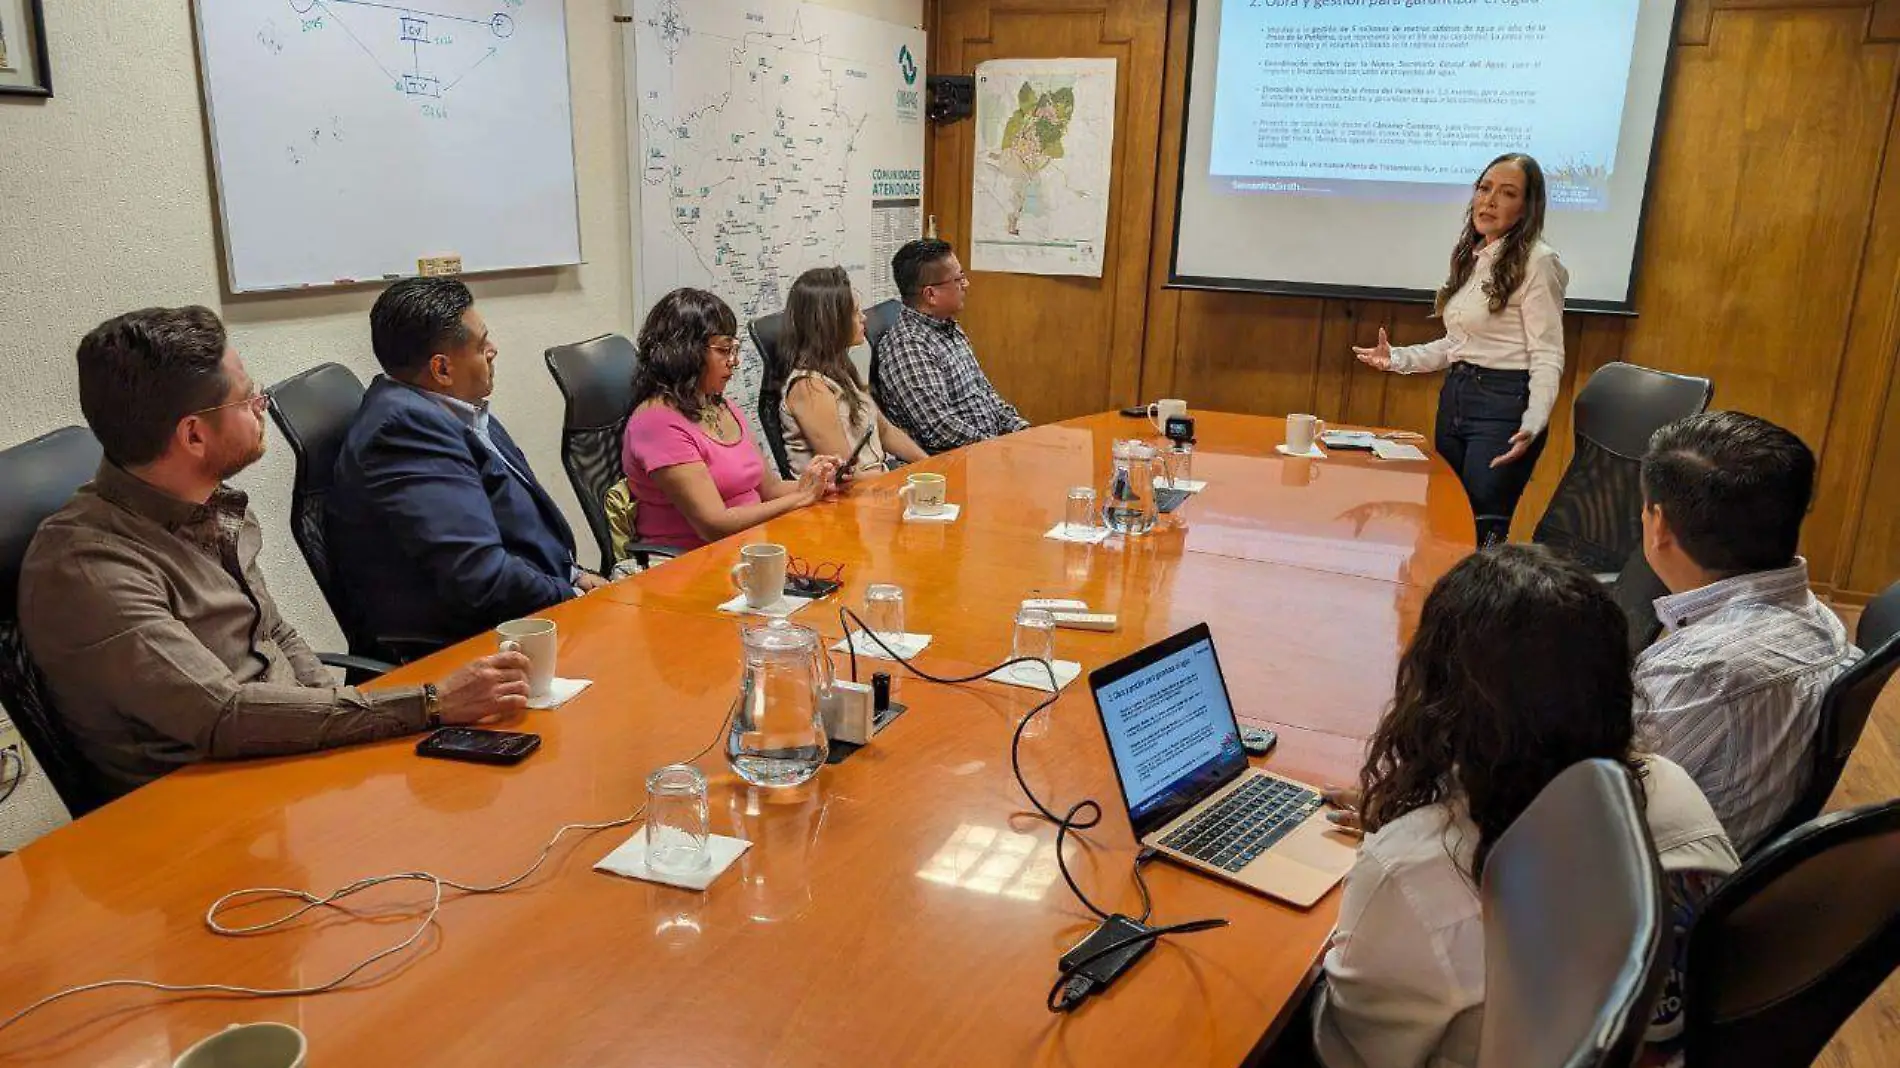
left=788, top=556, right=845, bottom=584
left=709, top=338, right=742, bottom=358
left=923, top=272, right=968, bottom=290
left=193, top=389, right=268, bottom=417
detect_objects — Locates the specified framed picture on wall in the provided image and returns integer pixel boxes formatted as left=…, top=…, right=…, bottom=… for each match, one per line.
left=0, top=0, right=51, bottom=98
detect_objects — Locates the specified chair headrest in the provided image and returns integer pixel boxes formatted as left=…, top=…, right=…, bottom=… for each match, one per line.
left=0, top=427, right=104, bottom=615
left=750, top=313, right=787, bottom=375
left=1574, top=362, right=1715, bottom=459
left=545, top=335, right=639, bottom=431
left=265, top=363, right=368, bottom=497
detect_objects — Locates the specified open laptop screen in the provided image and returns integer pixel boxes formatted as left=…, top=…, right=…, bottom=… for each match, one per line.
left=1089, top=624, right=1249, bottom=836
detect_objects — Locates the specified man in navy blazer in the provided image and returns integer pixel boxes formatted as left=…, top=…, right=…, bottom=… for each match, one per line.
left=327, top=278, right=604, bottom=661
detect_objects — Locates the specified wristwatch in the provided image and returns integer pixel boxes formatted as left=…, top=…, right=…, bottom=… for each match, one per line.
left=422, top=682, right=442, bottom=728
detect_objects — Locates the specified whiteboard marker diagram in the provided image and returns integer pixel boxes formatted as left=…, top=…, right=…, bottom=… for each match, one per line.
left=287, top=0, right=517, bottom=100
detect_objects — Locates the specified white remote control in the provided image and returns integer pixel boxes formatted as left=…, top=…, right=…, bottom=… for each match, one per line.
left=1022, top=598, right=1089, bottom=613
left=1052, top=611, right=1118, bottom=632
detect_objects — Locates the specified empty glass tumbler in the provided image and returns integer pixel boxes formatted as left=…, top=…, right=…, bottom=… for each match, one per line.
left=1011, top=607, right=1058, bottom=684
left=863, top=584, right=907, bottom=642
left=1065, top=487, right=1098, bottom=537
left=645, top=764, right=711, bottom=876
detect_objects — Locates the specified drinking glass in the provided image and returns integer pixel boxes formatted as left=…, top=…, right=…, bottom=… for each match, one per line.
left=1011, top=607, right=1058, bottom=685
left=645, top=764, right=711, bottom=875
left=863, top=584, right=906, bottom=642
left=1064, top=486, right=1097, bottom=537
left=1164, top=445, right=1193, bottom=489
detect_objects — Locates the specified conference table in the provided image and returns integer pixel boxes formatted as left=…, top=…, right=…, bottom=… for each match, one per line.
left=0, top=412, right=1474, bottom=1067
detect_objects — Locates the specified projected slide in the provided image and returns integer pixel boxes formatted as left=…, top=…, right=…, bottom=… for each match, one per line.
left=1171, top=0, right=1678, bottom=308
left=1208, top=0, right=1640, bottom=209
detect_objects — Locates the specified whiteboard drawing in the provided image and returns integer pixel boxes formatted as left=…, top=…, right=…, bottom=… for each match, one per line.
left=197, top=0, right=581, bottom=292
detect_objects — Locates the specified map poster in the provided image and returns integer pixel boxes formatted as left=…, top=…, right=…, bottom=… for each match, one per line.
left=628, top=0, right=926, bottom=443
left=972, top=58, right=1117, bottom=278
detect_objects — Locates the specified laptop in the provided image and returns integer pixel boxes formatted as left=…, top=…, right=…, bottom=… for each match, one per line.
left=1087, top=624, right=1359, bottom=908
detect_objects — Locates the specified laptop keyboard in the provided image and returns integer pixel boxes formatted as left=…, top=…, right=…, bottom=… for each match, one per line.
left=1158, top=775, right=1324, bottom=873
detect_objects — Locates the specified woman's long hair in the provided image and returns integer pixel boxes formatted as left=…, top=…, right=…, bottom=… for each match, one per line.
left=781, top=267, right=868, bottom=424
left=631, top=288, right=738, bottom=424
left=1357, top=544, right=1643, bottom=882
left=1434, top=152, right=1548, bottom=317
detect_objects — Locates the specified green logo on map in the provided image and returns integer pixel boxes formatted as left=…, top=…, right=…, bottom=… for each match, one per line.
left=898, top=45, right=918, bottom=86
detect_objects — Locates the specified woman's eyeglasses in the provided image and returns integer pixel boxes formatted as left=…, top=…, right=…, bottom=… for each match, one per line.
left=709, top=338, right=742, bottom=358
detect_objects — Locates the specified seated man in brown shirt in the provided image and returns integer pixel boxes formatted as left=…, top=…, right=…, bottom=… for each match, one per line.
left=19, top=306, right=531, bottom=801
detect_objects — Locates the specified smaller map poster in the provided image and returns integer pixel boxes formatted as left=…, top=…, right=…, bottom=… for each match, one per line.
left=972, top=58, right=1117, bottom=278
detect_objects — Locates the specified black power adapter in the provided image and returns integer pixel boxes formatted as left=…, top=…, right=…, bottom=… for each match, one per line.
left=1053, top=914, right=1155, bottom=1012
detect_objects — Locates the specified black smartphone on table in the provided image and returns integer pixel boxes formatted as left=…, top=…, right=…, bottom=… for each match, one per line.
left=416, top=727, right=541, bottom=765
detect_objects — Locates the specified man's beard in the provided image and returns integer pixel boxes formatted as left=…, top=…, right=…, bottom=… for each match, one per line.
left=215, top=430, right=267, bottom=481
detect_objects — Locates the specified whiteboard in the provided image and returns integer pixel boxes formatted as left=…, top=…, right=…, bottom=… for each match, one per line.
left=196, top=0, right=582, bottom=293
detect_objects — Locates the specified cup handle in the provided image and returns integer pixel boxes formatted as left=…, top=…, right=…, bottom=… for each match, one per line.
left=899, top=483, right=914, bottom=508
left=729, top=561, right=751, bottom=592
left=1148, top=403, right=1162, bottom=432
left=1317, top=419, right=1328, bottom=441
left=499, top=639, right=521, bottom=655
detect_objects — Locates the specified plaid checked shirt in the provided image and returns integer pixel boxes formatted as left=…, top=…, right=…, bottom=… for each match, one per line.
left=1634, top=558, right=1861, bottom=853
left=873, top=305, right=1029, bottom=453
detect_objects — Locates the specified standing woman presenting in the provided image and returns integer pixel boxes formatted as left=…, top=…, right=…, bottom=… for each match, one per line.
left=1355, top=152, right=1568, bottom=547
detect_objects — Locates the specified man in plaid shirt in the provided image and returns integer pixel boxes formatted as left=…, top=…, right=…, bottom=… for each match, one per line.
left=872, top=240, right=1029, bottom=453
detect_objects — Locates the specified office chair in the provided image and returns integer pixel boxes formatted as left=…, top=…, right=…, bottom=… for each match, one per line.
left=265, top=364, right=399, bottom=676
left=748, top=311, right=796, bottom=480
left=0, top=427, right=108, bottom=816
left=543, top=335, right=681, bottom=574
left=1758, top=580, right=1900, bottom=846
left=1684, top=799, right=1900, bottom=1068
left=1608, top=546, right=1669, bottom=655
left=864, top=298, right=903, bottom=393
left=1477, top=759, right=1667, bottom=1068
left=1533, top=363, right=1713, bottom=575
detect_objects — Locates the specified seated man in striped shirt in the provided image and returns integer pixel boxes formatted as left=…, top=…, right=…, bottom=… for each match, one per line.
left=872, top=239, right=1030, bottom=454
left=1634, top=411, right=1861, bottom=853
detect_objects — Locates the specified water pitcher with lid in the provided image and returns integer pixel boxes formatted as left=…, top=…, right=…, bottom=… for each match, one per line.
left=726, top=619, right=832, bottom=787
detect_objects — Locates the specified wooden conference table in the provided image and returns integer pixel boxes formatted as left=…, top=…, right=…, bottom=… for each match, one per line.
left=0, top=412, right=1474, bottom=1067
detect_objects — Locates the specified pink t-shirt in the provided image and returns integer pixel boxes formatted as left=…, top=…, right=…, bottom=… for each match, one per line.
left=621, top=400, right=766, bottom=550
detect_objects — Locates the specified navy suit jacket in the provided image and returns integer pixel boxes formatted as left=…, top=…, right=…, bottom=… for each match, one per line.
left=327, top=376, right=578, bottom=660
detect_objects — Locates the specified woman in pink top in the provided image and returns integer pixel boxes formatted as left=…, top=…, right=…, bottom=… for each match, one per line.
left=621, top=288, right=842, bottom=550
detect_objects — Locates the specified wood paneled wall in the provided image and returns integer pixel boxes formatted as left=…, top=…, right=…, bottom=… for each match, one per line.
left=926, top=0, right=1900, bottom=602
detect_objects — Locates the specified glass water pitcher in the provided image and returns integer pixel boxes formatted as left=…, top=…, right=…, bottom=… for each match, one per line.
left=726, top=619, right=832, bottom=788
left=1103, top=439, right=1160, bottom=536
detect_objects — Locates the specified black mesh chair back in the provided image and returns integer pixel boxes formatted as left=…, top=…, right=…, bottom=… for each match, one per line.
left=749, top=311, right=795, bottom=480
left=1477, top=759, right=1667, bottom=1068
left=1761, top=580, right=1900, bottom=846
left=265, top=363, right=374, bottom=655
left=0, top=426, right=107, bottom=816
left=1685, top=799, right=1900, bottom=1068
left=864, top=298, right=903, bottom=393
left=545, top=335, right=639, bottom=575
left=1609, top=546, right=1669, bottom=655
left=1533, top=363, right=1713, bottom=574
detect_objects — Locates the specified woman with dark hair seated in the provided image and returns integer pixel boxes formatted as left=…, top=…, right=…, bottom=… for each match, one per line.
left=621, top=288, right=841, bottom=551
left=776, top=266, right=926, bottom=477
left=1312, top=544, right=1737, bottom=1068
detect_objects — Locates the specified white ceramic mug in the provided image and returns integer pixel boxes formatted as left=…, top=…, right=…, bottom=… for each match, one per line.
left=1148, top=398, right=1188, bottom=434
left=173, top=1023, right=307, bottom=1068
left=1286, top=413, right=1327, bottom=454
left=496, top=618, right=558, bottom=701
left=728, top=543, right=789, bottom=609
left=899, top=472, right=948, bottom=516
